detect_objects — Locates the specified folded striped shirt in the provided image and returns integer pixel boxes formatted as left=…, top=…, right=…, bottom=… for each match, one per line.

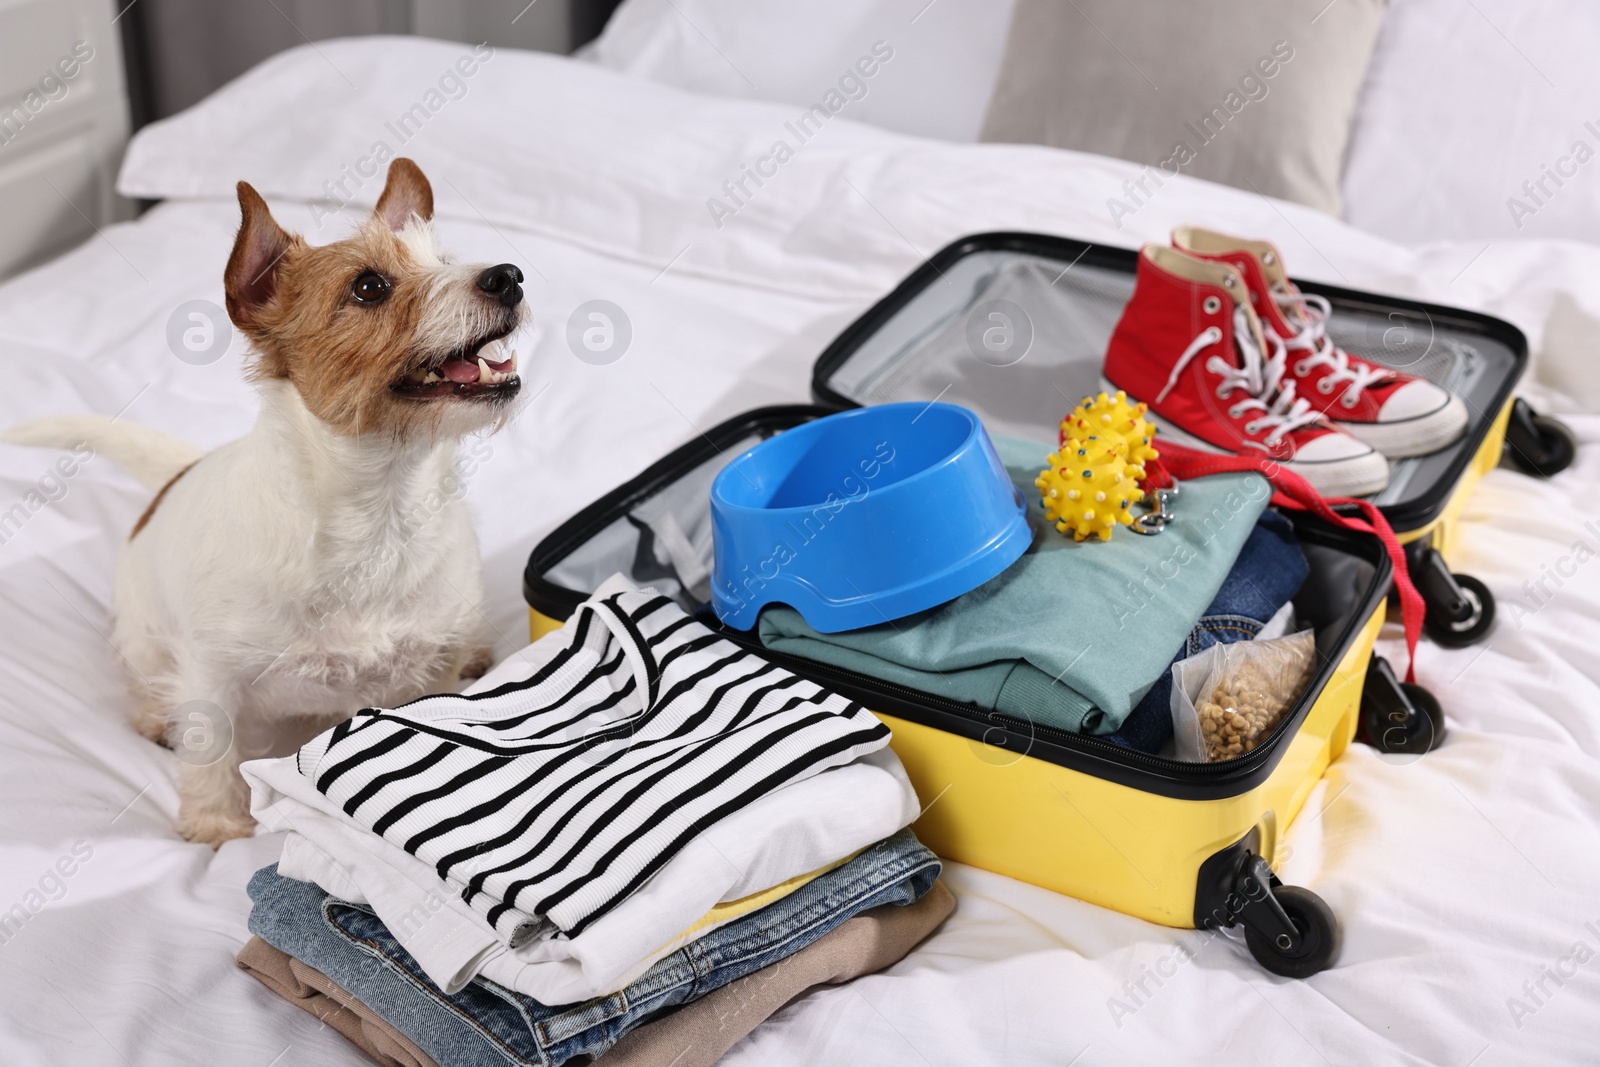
left=296, top=574, right=891, bottom=943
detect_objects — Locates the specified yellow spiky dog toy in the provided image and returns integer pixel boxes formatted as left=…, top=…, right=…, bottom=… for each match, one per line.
left=1035, top=391, right=1159, bottom=542
left=1062, top=390, right=1159, bottom=473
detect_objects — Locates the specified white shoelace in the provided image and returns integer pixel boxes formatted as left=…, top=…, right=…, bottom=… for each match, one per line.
left=1155, top=307, right=1323, bottom=447
left=1272, top=290, right=1391, bottom=408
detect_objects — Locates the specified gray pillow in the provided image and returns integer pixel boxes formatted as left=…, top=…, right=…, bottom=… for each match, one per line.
left=979, top=0, right=1387, bottom=216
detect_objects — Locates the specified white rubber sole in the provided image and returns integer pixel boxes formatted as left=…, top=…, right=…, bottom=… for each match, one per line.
left=1333, top=394, right=1469, bottom=459
left=1100, top=376, right=1392, bottom=497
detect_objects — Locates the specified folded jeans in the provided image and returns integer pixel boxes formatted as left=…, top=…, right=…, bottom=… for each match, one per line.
left=236, top=880, right=954, bottom=1067
left=246, top=828, right=941, bottom=1067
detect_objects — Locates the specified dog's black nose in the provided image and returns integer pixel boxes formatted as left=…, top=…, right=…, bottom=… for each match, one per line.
left=477, top=263, right=524, bottom=308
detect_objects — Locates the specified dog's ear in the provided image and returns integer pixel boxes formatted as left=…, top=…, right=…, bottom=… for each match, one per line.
left=374, top=158, right=434, bottom=232
left=224, top=182, right=293, bottom=332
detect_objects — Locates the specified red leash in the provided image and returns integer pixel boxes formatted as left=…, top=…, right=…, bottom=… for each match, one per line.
left=1147, top=446, right=1422, bottom=683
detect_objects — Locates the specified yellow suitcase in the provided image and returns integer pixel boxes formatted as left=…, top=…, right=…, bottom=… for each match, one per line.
left=523, top=406, right=1413, bottom=978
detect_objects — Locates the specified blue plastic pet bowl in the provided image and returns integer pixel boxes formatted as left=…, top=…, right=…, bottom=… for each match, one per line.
left=710, top=402, right=1031, bottom=632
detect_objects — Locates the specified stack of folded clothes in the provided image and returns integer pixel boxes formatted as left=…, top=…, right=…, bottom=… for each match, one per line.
left=238, top=575, right=952, bottom=1067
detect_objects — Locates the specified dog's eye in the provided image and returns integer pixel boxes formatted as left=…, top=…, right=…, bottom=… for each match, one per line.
left=351, top=271, right=391, bottom=304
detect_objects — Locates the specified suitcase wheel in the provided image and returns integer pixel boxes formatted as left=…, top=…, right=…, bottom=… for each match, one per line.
left=1359, top=655, right=1447, bottom=755
left=1230, top=854, right=1342, bottom=979
left=1504, top=397, right=1577, bottom=478
left=1243, top=884, right=1342, bottom=980
left=1423, top=572, right=1495, bottom=648
left=1406, top=542, right=1495, bottom=647
left=1198, top=846, right=1343, bottom=979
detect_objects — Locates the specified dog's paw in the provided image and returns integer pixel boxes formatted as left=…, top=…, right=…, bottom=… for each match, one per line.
left=130, top=699, right=172, bottom=747
left=459, top=646, right=495, bottom=680
left=176, top=804, right=256, bottom=849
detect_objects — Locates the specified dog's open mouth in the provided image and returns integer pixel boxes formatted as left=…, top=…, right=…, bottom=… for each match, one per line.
left=391, top=332, right=520, bottom=400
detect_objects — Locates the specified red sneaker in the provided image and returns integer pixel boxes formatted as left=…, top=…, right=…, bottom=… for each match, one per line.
left=1102, top=245, right=1390, bottom=497
left=1173, top=227, right=1468, bottom=458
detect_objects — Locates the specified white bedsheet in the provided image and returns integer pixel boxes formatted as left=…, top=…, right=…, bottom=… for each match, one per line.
left=1, top=37, right=1597, bottom=1066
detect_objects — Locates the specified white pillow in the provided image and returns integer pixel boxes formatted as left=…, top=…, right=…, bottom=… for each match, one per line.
left=587, top=0, right=1016, bottom=142
left=1342, top=0, right=1600, bottom=245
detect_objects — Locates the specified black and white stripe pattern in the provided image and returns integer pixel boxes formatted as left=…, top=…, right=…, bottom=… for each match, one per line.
left=297, top=578, right=890, bottom=942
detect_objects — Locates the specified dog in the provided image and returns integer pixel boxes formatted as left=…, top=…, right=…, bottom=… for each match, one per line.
left=4, top=158, right=526, bottom=845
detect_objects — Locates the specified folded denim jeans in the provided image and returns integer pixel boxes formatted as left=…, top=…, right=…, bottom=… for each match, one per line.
left=1107, top=509, right=1308, bottom=753
left=246, top=829, right=940, bottom=1067
left=238, top=881, right=954, bottom=1067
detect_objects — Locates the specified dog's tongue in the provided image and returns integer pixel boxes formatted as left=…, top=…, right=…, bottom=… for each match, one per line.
left=439, top=344, right=515, bottom=383
left=441, top=357, right=482, bottom=383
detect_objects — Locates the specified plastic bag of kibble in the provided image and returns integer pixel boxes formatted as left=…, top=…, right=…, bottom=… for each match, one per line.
left=1170, top=631, right=1317, bottom=762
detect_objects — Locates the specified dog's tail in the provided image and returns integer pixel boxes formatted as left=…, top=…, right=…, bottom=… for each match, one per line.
left=2, top=417, right=203, bottom=491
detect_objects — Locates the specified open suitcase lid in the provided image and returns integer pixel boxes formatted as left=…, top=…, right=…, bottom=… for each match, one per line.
left=810, top=232, right=1527, bottom=533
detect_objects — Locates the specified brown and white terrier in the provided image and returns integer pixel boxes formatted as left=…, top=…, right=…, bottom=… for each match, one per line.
left=6, top=158, right=528, bottom=845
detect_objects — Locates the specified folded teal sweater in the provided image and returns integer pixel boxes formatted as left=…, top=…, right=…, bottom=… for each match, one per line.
left=757, top=436, right=1269, bottom=734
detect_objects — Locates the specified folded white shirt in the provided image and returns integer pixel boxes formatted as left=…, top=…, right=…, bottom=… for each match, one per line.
left=294, top=577, right=894, bottom=943
left=243, top=746, right=919, bottom=1004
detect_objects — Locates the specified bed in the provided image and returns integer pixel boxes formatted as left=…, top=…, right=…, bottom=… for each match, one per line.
left=2, top=30, right=1598, bottom=1067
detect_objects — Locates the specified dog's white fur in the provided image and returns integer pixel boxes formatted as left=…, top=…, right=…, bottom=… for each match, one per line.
left=4, top=160, right=522, bottom=845
left=4, top=417, right=203, bottom=490
left=121, top=382, right=492, bottom=842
